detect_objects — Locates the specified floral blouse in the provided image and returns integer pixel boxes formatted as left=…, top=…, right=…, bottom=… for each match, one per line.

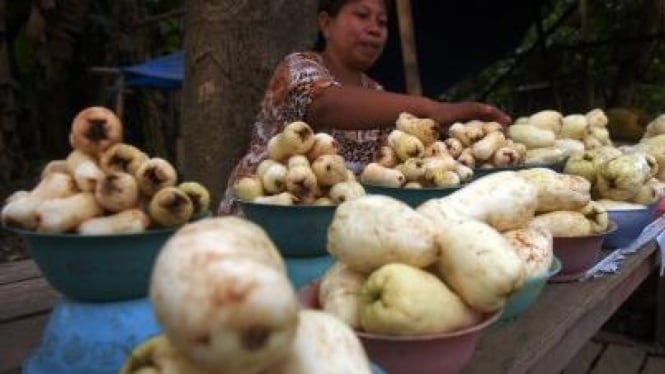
left=218, top=52, right=390, bottom=214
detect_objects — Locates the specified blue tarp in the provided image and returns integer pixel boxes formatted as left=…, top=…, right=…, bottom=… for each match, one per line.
left=121, top=51, right=183, bottom=89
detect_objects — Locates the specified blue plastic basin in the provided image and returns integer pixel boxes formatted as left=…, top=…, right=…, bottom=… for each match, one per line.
left=24, top=298, right=161, bottom=374
left=605, top=205, right=656, bottom=249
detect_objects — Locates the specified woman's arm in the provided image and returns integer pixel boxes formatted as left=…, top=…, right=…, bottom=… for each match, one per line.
left=306, top=85, right=511, bottom=132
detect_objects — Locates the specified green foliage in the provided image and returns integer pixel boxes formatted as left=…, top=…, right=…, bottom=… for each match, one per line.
left=5, top=0, right=184, bottom=162
left=11, top=29, right=35, bottom=75
left=442, top=0, right=665, bottom=120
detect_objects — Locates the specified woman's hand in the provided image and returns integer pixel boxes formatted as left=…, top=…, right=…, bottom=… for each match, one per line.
left=428, top=101, right=512, bottom=130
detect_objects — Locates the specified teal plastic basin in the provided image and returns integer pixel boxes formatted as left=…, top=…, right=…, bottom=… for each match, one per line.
left=237, top=200, right=336, bottom=256
left=6, top=226, right=177, bottom=302
left=285, top=255, right=334, bottom=290
left=500, top=256, right=562, bottom=322
left=361, top=183, right=463, bottom=207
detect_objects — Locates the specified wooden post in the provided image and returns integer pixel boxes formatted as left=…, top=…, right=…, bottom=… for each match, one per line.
left=115, top=75, right=125, bottom=121
left=395, top=0, right=422, bottom=96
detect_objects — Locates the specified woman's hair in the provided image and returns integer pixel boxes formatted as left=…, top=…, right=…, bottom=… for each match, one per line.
left=312, top=0, right=391, bottom=51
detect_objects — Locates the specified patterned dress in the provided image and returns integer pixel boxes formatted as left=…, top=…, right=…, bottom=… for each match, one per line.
left=218, top=51, right=390, bottom=214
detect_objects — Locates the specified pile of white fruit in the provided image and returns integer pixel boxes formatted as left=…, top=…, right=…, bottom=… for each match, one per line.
left=319, top=171, right=568, bottom=336
left=521, top=168, right=610, bottom=237
left=506, top=108, right=611, bottom=166
left=1, top=106, right=209, bottom=235
left=360, top=112, right=474, bottom=188
left=233, top=121, right=366, bottom=205
left=564, top=145, right=665, bottom=206
left=444, top=119, right=527, bottom=169
left=122, top=217, right=374, bottom=374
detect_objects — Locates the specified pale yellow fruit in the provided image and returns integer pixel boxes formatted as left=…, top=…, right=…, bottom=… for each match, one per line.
left=306, top=132, right=339, bottom=162
left=282, top=121, right=315, bottom=155
left=503, top=226, right=553, bottom=277
left=79, top=209, right=150, bottom=235
left=396, top=112, right=439, bottom=145
left=472, top=131, right=505, bottom=161
left=430, top=215, right=526, bottom=313
left=151, top=217, right=297, bottom=373
left=234, top=175, right=264, bottom=201
left=285, top=165, right=318, bottom=203
left=318, top=262, right=367, bottom=328
left=373, top=146, right=400, bottom=168
left=95, top=172, right=140, bottom=212
left=437, top=171, right=538, bottom=231
left=360, top=163, right=405, bottom=187
left=327, top=195, right=439, bottom=273
left=361, top=263, right=481, bottom=335
left=261, top=163, right=288, bottom=194
left=443, top=138, right=464, bottom=158
left=518, top=168, right=591, bottom=213
left=119, top=335, right=207, bottom=374
left=560, top=114, right=588, bottom=140
left=267, top=310, right=372, bottom=374
left=134, top=158, right=177, bottom=197
left=253, top=192, right=298, bottom=205
left=36, top=192, right=104, bottom=233
left=423, top=141, right=449, bottom=158
left=312, top=154, right=348, bottom=187
left=387, top=130, right=425, bottom=161
left=527, top=109, right=563, bottom=134
left=148, top=187, right=194, bottom=227
left=328, top=181, right=365, bottom=204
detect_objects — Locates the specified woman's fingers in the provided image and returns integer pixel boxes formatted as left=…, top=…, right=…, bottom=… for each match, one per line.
left=478, top=103, right=512, bottom=126
left=430, top=101, right=512, bottom=130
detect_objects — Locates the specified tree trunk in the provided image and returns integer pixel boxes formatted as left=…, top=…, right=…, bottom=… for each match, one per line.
left=181, top=1, right=317, bottom=207
left=37, top=0, right=89, bottom=157
left=0, top=0, right=26, bottom=181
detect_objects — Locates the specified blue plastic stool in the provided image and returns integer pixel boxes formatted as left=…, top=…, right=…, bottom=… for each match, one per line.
left=284, top=254, right=334, bottom=290
left=24, top=297, right=161, bottom=374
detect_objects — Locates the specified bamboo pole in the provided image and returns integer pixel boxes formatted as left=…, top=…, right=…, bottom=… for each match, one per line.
left=395, top=0, right=422, bottom=96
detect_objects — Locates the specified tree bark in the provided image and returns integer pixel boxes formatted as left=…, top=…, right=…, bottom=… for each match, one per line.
left=0, top=0, right=26, bottom=181
left=37, top=0, right=89, bottom=157
left=181, top=1, right=317, bottom=207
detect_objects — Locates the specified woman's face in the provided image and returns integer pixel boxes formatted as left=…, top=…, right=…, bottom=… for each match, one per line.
left=320, top=0, right=389, bottom=72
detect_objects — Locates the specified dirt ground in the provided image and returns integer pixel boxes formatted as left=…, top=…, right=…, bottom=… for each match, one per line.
left=0, top=230, right=29, bottom=262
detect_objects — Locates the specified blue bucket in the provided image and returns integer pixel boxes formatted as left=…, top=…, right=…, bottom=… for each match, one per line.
left=24, top=298, right=161, bottom=374
left=605, top=205, right=656, bottom=249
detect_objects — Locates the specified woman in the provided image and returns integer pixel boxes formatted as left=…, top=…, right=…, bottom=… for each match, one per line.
left=218, top=0, right=510, bottom=214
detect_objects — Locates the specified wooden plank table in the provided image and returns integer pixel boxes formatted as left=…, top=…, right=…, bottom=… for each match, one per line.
left=464, top=243, right=659, bottom=374
left=0, top=242, right=660, bottom=374
left=0, top=260, right=60, bottom=373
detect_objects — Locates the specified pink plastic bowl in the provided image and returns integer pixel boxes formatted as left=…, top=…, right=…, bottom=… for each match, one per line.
left=549, top=220, right=617, bottom=282
left=299, top=282, right=501, bottom=374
